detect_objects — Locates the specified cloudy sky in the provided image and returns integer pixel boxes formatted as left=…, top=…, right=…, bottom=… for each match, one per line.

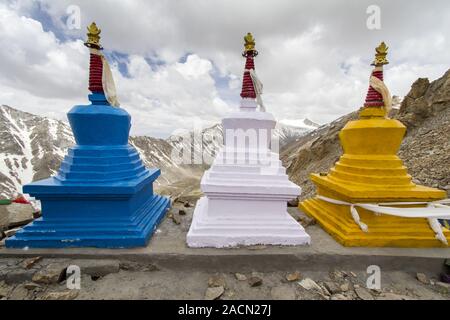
left=0, top=0, right=449, bottom=137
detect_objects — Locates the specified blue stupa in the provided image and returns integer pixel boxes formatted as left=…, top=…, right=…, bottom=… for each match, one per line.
left=6, top=23, right=170, bottom=248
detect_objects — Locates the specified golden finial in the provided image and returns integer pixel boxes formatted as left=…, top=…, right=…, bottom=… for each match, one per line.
left=244, top=33, right=255, bottom=51
left=243, top=32, right=258, bottom=57
left=371, top=42, right=389, bottom=66
left=84, top=22, right=103, bottom=50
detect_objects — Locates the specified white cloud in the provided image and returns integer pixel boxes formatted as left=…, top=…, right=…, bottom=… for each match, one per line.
left=1, top=0, right=449, bottom=136
left=0, top=2, right=231, bottom=137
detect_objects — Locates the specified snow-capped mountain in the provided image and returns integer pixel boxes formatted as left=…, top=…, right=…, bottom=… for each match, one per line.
left=0, top=105, right=316, bottom=199
left=279, top=118, right=320, bottom=130
left=277, top=119, right=320, bottom=145
left=0, top=105, right=74, bottom=198
left=168, top=119, right=319, bottom=164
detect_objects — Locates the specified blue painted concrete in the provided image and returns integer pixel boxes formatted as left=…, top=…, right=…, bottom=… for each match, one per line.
left=6, top=94, right=170, bottom=248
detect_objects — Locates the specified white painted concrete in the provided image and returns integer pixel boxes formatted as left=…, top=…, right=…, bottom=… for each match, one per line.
left=187, top=99, right=311, bottom=248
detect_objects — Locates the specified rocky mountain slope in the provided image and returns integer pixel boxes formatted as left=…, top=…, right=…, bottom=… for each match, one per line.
left=282, top=69, right=450, bottom=200
left=0, top=106, right=74, bottom=198
left=0, top=105, right=317, bottom=199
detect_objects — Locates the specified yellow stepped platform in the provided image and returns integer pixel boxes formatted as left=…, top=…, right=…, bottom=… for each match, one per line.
left=300, top=107, right=448, bottom=247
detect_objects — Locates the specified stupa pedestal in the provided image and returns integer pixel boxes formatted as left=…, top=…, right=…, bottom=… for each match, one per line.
left=6, top=23, right=170, bottom=248
left=300, top=43, right=449, bottom=247
left=187, top=107, right=310, bottom=248
left=187, top=33, right=310, bottom=248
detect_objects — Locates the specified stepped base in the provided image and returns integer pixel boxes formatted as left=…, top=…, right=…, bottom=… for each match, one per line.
left=187, top=197, right=311, bottom=248
left=300, top=197, right=450, bottom=248
left=6, top=193, right=170, bottom=249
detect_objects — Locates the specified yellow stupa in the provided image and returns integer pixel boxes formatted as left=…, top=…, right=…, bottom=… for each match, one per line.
left=299, top=42, right=449, bottom=247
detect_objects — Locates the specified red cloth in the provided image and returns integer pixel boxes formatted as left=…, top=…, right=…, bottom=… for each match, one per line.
left=13, top=195, right=30, bottom=204
left=364, top=70, right=384, bottom=107
left=240, top=55, right=257, bottom=99
left=89, top=53, right=104, bottom=93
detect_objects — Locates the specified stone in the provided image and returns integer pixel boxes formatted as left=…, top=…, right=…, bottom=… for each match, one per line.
left=298, top=278, right=322, bottom=291
left=323, top=281, right=341, bottom=294
left=0, top=203, right=34, bottom=230
left=286, top=271, right=301, bottom=282
left=287, top=198, right=299, bottom=207
left=208, top=275, right=226, bottom=288
left=340, top=282, right=350, bottom=292
left=355, top=287, right=374, bottom=300
left=72, top=259, right=120, bottom=277
left=376, top=293, right=412, bottom=300
left=270, top=285, right=296, bottom=300
left=9, top=285, right=29, bottom=300
left=331, top=293, right=349, bottom=300
left=330, top=270, right=344, bottom=280
left=318, top=284, right=331, bottom=296
left=32, top=263, right=67, bottom=284
left=21, top=256, right=43, bottom=269
left=251, top=272, right=264, bottom=278
left=171, top=212, right=181, bottom=225
left=408, top=78, right=430, bottom=100
left=5, top=203, right=35, bottom=228
left=416, top=272, right=429, bottom=284
left=0, top=282, right=12, bottom=298
left=248, top=277, right=263, bottom=287
left=42, top=290, right=79, bottom=300
left=5, top=269, right=35, bottom=285
left=204, top=286, right=224, bottom=300
left=435, top=282, right=450, bottom=293
left=235, top=273, right=247, bottom=281
left=23, top=282, right=42, bottom=290
left=224, top=290, right=235, bottom=298
left=350, top=272, right=357, bottom=278
left=297, top=216, right=316, bottom=228
left=0, top=211, right=7, bottom=230
left=318, top=292, right=330, bottom=300
left=4, top=228, right=20, bottom=238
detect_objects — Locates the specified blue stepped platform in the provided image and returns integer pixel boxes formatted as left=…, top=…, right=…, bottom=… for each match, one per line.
left=6, top=94, right=171, bottom=248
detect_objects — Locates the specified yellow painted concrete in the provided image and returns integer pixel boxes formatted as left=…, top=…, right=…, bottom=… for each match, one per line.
left=300, top=107, right=449, bottom=247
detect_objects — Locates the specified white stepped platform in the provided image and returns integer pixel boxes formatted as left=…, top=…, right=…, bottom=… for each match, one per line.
left=187, top=197, right=310, bottom=248
left=187, top=100, right=311, bottom=248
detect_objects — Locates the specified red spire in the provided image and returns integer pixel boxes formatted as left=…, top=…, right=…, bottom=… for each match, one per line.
left=240, top=32, right=258, bottom=99
left=88, top=53, right=104, bottom=94
left=364, top=42, right=389, bottom=108
left=240, top=55, right=257, bottom=99
left=84, top=22, right=104, bottom=94
left=364, top=69, right=384, bottom=107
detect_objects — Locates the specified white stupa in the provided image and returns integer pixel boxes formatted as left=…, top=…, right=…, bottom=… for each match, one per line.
left=186, top=33, right=311, bottom=248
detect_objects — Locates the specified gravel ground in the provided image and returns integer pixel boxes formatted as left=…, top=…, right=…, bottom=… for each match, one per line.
left=1, top=256, right=449, bottom=300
